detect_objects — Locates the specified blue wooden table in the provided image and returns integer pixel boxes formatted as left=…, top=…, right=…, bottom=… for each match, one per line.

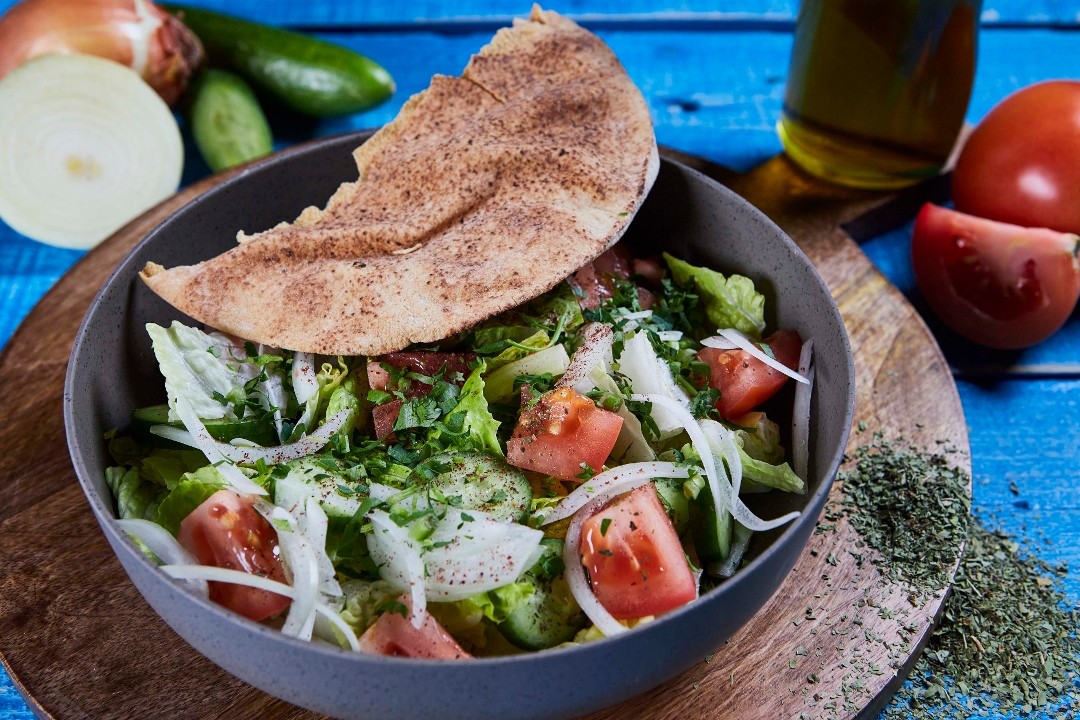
left=0, top=2, right=1076, bottom=718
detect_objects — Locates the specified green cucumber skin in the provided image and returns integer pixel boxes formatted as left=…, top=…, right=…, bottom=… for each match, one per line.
left=131, top=404, right=277, bottom=447
left=170, top=5, right=394, bottom=117
left=190, top=69, right=273, bottom=172
left=501, top=539, right=586, bottom=650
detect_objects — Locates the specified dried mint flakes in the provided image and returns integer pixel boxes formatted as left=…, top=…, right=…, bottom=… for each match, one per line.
left=835, top=435, right=1079, bottom=716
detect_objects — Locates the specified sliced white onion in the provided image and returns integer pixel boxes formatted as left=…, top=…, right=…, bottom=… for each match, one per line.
left=312, top=603, right=362, bottom=652
left=170, top=397, right=267, bottom=496
left=711, top=329, right=809, bottom=384
left=618, top=331, right=691, bottom=438
left=556, top=323, right=613, bottom=395
left=615, top=309, right=654, bottom=321
left=155, top=407, right=350, bottom=467
left=630, top=393, right=801, bottom=533
left=366, top=510, right=428, bottom=629
left=792, top=340, right=815, bottom=482
left=158, top=565, right=360, bottom=651
left=0, top=54, right=182, bottom=249
left=117, top=518, right=207, bottom=597
left=422, top=508, right=543, bottom=601
left=258, top=343, right=288, bottom=441
left=261, top=506, right=320, bottom=640
left=301, top=497, right=342, bottom=598
left=292, top=352, right=320, bottom=405
left=700, top=337, right=738, bottom=351
left=563, top=490, right=630, bottom=637
left=542, top=462, right=689, bottom=526
left=655, top=330, right=683, bottom=342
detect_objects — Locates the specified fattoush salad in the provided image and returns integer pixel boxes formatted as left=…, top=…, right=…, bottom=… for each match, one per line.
left=108, top=244, right=815, bottom=658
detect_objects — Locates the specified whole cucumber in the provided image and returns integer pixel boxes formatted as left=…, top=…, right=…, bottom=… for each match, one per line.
left=189, top=69, right=273, bottom=172
left=170, top=5, right=394, bottom=117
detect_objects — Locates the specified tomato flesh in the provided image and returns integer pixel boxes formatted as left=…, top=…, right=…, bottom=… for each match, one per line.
left=697, top=330, right=802, bottom=420
left=507, top=387, right=623, bottom=482
left=580, top=484, right=697, bottom=619
left=569, top=246, right=654, bottom=310
left=953, top=81, right=1080, bottom=235
left=358, top=596, right=472, bottom=659
left=178, top=490, right=291, bottom=622
left=911, top=203, right=1080, bottom=348
left=367, top=351, right=474, bottom=439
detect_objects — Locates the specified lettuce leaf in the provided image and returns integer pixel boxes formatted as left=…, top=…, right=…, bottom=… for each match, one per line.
left=734, top=413, right=786, bottom=465
left=737, top=448, right=805, bottom=494
left=154, top=468, right=227, bottom=535
left=105, top=466, right=166, bottom=521
left=139, top=449, right=207, bottom=490
left=663, top=253, right=766, bottom=338
left=459, top=582, right=535, bottom=624
left=450, top=365, right=502, bottom=457
left=146, top=321, right=261, bottom=422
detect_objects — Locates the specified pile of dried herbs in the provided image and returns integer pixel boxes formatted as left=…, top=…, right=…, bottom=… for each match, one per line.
left=885, top=521, right=1079, bottom=717
left=836, top=434, right=1079, bottom=717
left=835, top=432, right=971, bottom=597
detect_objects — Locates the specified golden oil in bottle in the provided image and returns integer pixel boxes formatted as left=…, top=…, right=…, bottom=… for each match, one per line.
left=779, top=0, right=981, bottom=189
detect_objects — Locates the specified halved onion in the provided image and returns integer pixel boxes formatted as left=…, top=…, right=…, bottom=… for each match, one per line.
left=703, top=329, right=810, bottom=384
left=541, top=461, right=689, bottom=526
left=792, top=340, right=815, bottom=482
left=0, top=53, right=182, bottom=248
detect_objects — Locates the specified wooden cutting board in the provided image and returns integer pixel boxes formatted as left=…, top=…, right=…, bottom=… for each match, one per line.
left=0, top=146, right=969, bottom=720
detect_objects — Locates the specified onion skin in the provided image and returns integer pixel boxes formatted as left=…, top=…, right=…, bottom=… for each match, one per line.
left=0, top=0, right=203, bottom=105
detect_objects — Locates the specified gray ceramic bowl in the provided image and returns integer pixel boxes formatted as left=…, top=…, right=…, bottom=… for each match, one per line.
left=65, top=131, right=855, bottom=720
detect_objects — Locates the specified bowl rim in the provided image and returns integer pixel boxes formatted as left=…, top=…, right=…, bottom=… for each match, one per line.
left=63, top=129, right=856, bottom=670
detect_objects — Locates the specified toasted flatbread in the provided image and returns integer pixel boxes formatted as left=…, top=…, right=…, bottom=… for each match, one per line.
left=141, top=6, right=659, bottom=355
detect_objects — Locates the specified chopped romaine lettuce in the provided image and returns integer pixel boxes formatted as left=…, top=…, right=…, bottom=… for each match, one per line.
left=663, top=253, right=765, bottom=338
left=450, top=365, right=503, bottom=457
left=154, top=469, right=227, bottom=535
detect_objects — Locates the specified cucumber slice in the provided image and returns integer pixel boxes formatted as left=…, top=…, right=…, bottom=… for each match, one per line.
left=274, top=457, right=363, bottom=519
left=428, top=452, right=531, bottom=523
left=501, top=539, right=586, bottom=650
left=689, top=483, right=732, bottom=563
left=130, top=404, right=278, bottom=448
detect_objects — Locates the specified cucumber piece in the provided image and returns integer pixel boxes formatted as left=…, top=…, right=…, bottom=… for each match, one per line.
left=689, top=483, right=732, bottom=564
left=274, top=457, right=363, bottom=519
left=189, top=69, right=272, bottom=172
left=501, top=539, right=586, bottom=650
left=169, top=5, right=394, bottom=117
left=428, top=452, right=531, bottom=523
left=130, top=404, right=277, bottom=448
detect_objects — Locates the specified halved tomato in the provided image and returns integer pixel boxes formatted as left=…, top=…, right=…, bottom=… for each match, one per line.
left=697, top=330, right=802, bottom=420
left=359, top=596, right=472, bottom=659
left=569, top=245, right=655, bottom=310
left=911, top=203, right=1080, bottom=348
left=580, top=484, right=697, bottom=619
left=507, top=387, right=623, bottom=482
left=178, top=490, right=291, bottom=621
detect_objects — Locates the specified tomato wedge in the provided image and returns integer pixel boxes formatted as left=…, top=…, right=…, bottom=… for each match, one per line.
left=178, top=490, right=291, bottom=622
left=911, top=203, right=1080, bottom=348
left=580, top=484, right=697, bottom=619
left=507, top=387, right=623, bottom=482
left=358, top=596, right=472, bottom=659
left=697, top=330, right=802, bottom=420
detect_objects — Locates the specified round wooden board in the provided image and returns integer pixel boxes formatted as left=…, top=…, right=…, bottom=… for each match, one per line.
left=0, top=146, right=970, bottom=720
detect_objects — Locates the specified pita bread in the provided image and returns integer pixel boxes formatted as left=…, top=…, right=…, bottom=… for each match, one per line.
left=141, top=6, right=659, bottom=355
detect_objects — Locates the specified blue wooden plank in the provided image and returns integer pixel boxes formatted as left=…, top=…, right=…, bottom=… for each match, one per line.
left=1, top=1, right=1080, bottom=28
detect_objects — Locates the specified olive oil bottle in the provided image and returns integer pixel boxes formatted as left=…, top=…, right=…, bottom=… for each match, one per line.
left=779, top=0, right=981, bottom=189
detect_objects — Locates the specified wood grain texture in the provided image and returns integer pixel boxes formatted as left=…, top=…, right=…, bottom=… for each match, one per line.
left=0, top=147, right=969, bottom=720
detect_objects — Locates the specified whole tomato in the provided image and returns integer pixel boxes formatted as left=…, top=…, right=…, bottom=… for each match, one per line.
left=911, top=203, right=1080, bottom=349
left=953, top=81, right=1080, bottom=235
